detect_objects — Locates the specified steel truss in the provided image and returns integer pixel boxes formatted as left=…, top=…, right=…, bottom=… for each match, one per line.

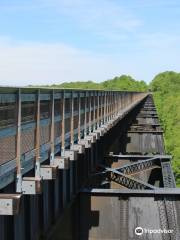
left=99, top=165, right=156, bottom=190
left=95, top=155, right=172, bottom=190
left=114, top=157, right=161, bottom=175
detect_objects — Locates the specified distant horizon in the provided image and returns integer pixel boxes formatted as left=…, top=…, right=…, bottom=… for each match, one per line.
left=1, top=70, right=179, bottom=88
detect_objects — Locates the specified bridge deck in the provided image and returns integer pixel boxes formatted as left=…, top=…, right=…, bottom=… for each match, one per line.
left=78, top=95, right=180, bottom=240
left=0, top=89, right=179, bottom=240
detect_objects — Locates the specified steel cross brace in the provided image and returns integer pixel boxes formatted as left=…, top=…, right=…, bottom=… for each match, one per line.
left=94, top=157, right=161, bottom=176
left=99, top=165, right=157, bottom=190
left=129, top=125, right=161, bottom=132
left=127, top=130, right=163, bottom=133
left=161, top=161, right=176, bottom=188
left=131, top=123, right=161, bottom=127
left=114, top=157, right=161, bottom=175
left=107, top=154, right=172, bottom=161
left=137, top=114, right=158, bottom=118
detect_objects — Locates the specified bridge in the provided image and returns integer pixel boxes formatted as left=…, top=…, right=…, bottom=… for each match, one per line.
left=0, top=88, right=179, bottom=240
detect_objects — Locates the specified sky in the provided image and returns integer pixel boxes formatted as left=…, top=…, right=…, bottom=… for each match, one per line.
left=0, top=0, right=180, bottom=86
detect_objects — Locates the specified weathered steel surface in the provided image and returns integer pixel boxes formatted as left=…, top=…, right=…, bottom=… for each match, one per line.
left=0, top=88, right=148, bottom=239
left=0, top=92, right=178, bottom=240
left=78, top=95, right=178, bottom=240
left=0, top=88, right=146, bottom=189
left=79, top=194, right=180, bottom=240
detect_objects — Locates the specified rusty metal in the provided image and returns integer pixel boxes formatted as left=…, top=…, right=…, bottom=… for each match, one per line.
left=61, top=91, right=65, bottom=153
left=100, top=93, right=103, bottom=125
left=104, top=92, right=107, bottom=123
left=88, top=92, right=92, bottom=134
left=93, top=92, right=96, bottom=130
left=84, top=92, right=87, bottom=137
left=99, top=165, right=156, bottom=189
left=50, top=89, right=55, bottom=164
left=107, top=154, right=172, bottom=160
left=35, top=89, right=41, bottom=178
left=16, top=89, right=22, bottom=193
left=80, top=188, right=180, bottom=195
left=113, top=156, right=161, bottom=175
left=70, top=91, right=74, bottom=146
left=78, top=92, right=81, bottom=141
left=127, top=130, right=163, bottom=133
left=0, top=89, right=179, bottom=240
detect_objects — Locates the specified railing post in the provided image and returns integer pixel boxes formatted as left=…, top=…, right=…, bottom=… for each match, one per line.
left=101, top=92, right=103, bottom=125
left=104, top=92, right=107, bottom=123
left=50, top=89, right=55, bottom=165
left=84, top=91, right=87, bottom=137
left=113, top=92, right=116, bottom=117
left=97, top=91, right=100, bottom=128
left=70, top=91, right=74, bottom=146
left=16, top=89, right=22, bottom=193
left=89, top=92, right=91, bottom=133
left=107, top=92, right=109, bottom=121
left=110, top=92, right=113, bottom=120
left=78, top=92, right=81, bottom=142
left=35, top=89, right=41, bottom=178
left=93, top=91, right=96, bottom=131
left=61, top=90, right=65, bottom=155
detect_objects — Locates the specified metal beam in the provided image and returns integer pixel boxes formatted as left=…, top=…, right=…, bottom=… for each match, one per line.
left=99, top=165, right=157, bottom=189
left=80, top=188, right=180, bottom=196
left=131, top=123, right=161, bottom=127
left=106, top=154, right=172, bottom=160
left=113, top=157, right=161, bottom=175
left=127, top=130, right=163, bottom=133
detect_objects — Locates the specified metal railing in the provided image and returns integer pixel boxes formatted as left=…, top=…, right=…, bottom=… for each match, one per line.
left=0, top=87, right=147, bottom=193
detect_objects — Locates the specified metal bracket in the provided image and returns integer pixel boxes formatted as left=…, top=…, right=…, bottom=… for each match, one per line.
left=22, top=177, right=42, bottom=195
left=70, top=144, right=85, bottom=154
left=94, top=128, right=105, bottom=137
left=85, top=134, right=96, bottom=143
left=101, top=124, right=110, bottom=132
left=64, top=149, right=78, bottom=161
left=78, top=139, right=91, bottom=148
left=40, top=165, right=58, bottom=180
left=0, top=194, right=21, bottom=215
left=54, top=156, right=70, bottom=169
left=90, top=131, right=100, bottom=140
left=98, top=126, right=108, bottom=134
left=108, top=119, right=114, bottom=128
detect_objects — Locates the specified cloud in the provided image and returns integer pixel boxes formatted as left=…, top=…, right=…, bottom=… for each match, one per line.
left=0, top=1, right=179, bottom=85
left=0, top=36, right=179, bottom=86
left=0, top=40, right=123, bottom=86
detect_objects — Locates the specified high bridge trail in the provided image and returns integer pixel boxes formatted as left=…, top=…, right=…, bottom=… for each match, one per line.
left=0, top=88, right=179, bottom=240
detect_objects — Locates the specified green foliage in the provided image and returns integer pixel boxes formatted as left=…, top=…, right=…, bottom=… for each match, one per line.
left=152, top=72, right=180, bottom=186
left=54, top=81, right=103, bottom=90
left=48, top=75, right=148, bottom=91
left=102, top=75, right=147, bottom=91
left=150, top=71, right=180, bottom=93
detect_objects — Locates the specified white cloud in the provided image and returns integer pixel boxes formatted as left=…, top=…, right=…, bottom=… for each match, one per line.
left=0, top=35, right=179, bottom=86
left=0, top=40, right=122, bottom=86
